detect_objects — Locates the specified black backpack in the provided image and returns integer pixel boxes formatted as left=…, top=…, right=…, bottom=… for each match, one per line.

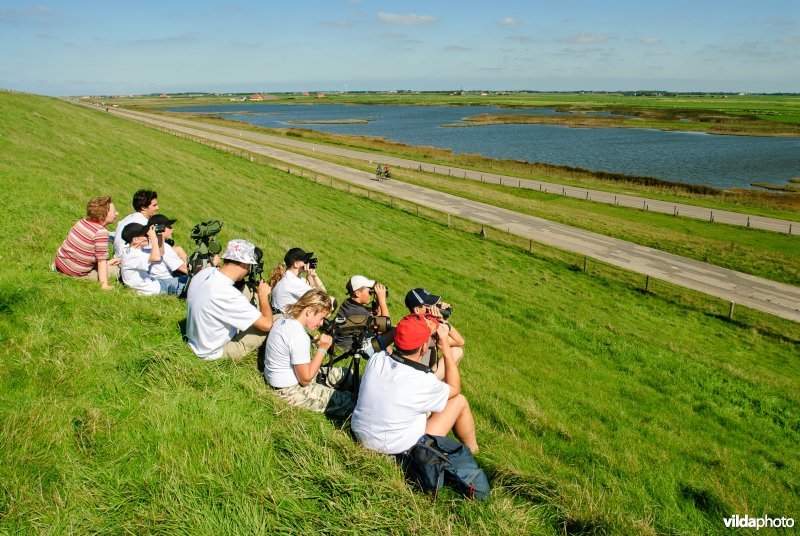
left=399, top=434, right=490, bottom=500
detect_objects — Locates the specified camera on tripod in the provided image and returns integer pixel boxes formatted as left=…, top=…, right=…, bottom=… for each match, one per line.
left=187, top=220, right=222, bottom=275
left=320, top=314, right=391, bottom=339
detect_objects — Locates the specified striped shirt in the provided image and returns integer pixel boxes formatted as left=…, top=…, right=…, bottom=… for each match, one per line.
left=54, top=218, right=109, bottom=277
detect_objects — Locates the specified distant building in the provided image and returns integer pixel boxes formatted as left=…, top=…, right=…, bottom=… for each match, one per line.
left=159, top=93, right=170, bottom=98
left=249, top=93, right=263, bottom=101
left=316, top=92, right=326, bottom=98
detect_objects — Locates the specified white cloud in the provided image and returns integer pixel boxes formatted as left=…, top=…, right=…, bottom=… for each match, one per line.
left=499, top=17, right=521, bottom=26
left=378, top=12, right=436, bottom=25
left=778, top=36, right=800, bottom=45
left=641, top=37, right=661, bottom=46
left=565, top=32, right=611, bottom=44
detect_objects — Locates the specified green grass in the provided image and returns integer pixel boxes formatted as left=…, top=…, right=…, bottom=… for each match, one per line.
left=2, top=92, right=799, bottom=534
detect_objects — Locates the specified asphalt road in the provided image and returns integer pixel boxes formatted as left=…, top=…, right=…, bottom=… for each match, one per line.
left=103, top=106, right=800, bottom=322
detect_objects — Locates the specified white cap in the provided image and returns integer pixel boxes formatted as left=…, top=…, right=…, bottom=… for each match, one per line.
left=348, top=275, right=375, bottom=293
left=221, top=239, right=258, bottom=264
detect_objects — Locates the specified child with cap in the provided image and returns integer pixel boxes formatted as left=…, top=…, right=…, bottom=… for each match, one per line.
left=332, top=275, right=394, bottom=353
left=185, top=239, right=273, bottom=361
left=146, top=214, right=188, bottom=279
left=268, top=247, right=326, bottom=314
left=119, top=223, right=186, bottom=296
left=351, top=313, right=478, bottom=455
left=404, top=288, right=466, bottom=380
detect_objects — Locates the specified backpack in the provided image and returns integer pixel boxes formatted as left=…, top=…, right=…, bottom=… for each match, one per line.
left=399, top=434, right=490, bottom=500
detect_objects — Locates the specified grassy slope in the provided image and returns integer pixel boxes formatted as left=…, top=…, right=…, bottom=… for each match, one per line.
left=2, top=93, right=799, bottom=534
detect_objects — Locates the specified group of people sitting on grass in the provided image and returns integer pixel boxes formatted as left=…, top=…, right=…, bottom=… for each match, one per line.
left=54, top=190, right=479, bottom=486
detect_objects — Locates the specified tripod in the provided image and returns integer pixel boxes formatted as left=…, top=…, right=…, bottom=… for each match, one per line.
left=319, top=331, right=371, bottom=397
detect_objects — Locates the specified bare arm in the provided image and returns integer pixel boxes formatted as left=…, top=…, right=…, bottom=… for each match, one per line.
left=251, top=280, right=273, bottom=332
left=97, top=259, right=112, bottom=290
left=147, top=227, right=162, bottom=263
left=293, top=333, right=332, bottom=385
left=446, top=323, right=465, bottom=347
left=374, top=283, right=390, bottom=317
left=437, top=323, right=460, bottom=399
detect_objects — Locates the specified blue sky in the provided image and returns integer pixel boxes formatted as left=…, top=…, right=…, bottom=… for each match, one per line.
left=1, top=0, right=798, bottom=95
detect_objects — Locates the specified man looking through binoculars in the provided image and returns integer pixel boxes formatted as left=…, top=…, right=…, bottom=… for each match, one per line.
left=405, top=288, right=465, bottom=381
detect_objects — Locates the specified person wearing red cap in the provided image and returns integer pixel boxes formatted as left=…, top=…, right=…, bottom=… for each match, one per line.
left=351, top=313, right=478, bottom=456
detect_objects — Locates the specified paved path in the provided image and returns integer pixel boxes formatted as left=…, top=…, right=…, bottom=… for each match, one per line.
left=111, top=107, right=798, bottom=235
left=104, top=106, right=800, bottom=322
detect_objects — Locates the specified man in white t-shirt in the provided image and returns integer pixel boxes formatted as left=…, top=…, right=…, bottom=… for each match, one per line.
left=113, top=189, right=159, bottom=258
left=351, top=313, right=479, bottom=456
left=185, top=239, right=273, bottom=361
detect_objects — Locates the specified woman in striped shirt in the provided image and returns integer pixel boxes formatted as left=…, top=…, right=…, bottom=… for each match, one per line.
left=54, top=196, right=120, bottom=290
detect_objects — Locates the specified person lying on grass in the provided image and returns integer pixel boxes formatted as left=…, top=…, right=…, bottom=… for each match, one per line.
left=405, top=288, right=466, bottom=381
left=185, top=239, right=273, bottom=361
left=119, top=223, right=186, bottom=297
left=351, top=313, right=479, bottom=456
left=263, top=288, right=355, bottom=420
left=53, top=195, right=120, bottom=291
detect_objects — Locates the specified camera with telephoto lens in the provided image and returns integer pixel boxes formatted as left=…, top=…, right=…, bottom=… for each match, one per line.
left=245, top=247, right=264, bottom=293
left=186, top=220, right=223, bottom=275
left=320, top=314, right=391, bottom=338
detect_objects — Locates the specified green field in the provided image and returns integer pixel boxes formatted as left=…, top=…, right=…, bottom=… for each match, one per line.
left=2, top=92, right=799, bottom=534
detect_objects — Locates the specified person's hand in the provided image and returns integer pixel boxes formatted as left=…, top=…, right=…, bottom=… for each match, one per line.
left=435, top=322, right=450, bottom=344
left=316, top=333, right=333, bottom=352
left=439, top=301, right=451, bottom=310
left=258, top=279, right=272, bottom=297
left=426, top=304, right=443, bottom=319
left=373, top=283, right=387, bottom=301
left=108, top=258, right=121, bottom=266
left=306, top=266, right=317, bottom=277
left=146, top=225, right=158, bottom=240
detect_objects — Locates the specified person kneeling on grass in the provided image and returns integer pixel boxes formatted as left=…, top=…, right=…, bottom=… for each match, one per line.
left=53, top=195, right=120, bottom=291
left=119, top=223, right=186, bottom=296
left=185, top=239, right=273, bottom=361
left=351, top=313, right=478, bottom=455
left=263, top=288, right=355, bottom=420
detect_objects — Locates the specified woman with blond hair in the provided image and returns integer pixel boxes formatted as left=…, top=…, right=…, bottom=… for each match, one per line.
left=263, top=288, right=355, bottom=419
left=53, top=195, right=120, bottom=290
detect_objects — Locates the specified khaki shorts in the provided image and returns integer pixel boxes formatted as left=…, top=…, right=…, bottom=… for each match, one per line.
left=222, top=325, right=267, bottom=361
left=272, top=367, right=355, bottom=419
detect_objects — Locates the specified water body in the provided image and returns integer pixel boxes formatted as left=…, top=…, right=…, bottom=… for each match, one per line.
left=168, top=104, right=800, bottom=189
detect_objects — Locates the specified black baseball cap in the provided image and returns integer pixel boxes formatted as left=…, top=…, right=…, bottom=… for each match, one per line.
left=147, top=214, right=177, bottom=228
left=284, top=247, right=314, bottom=266
left=404, top=288, right=441, bottom=310
left=121, top=222, right=149, bottom=244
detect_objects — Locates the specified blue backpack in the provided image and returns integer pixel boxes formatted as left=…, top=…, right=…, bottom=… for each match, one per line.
left=399, top=434, right=490, bottom=500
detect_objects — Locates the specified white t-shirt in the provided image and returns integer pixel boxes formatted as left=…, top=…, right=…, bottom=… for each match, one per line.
left=263, top=316, right=311, bottom=388
left=186, top=267, right=261, bottom=359
left=271, top=271, right=312, bottom=313
left=120, top=246, right=162, bottom=295
left=148, top=243, right=184, bottom=280
left=113, top=212, right=147, bottom=258
left=351, top=351, right=450, bottom=454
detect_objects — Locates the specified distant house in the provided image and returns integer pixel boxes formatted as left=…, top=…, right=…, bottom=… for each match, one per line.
left=316, top=92, right=326, bottom=98
left=159, top=93, right=170, bottom=98
left=249, top=93, right=263, bottom=101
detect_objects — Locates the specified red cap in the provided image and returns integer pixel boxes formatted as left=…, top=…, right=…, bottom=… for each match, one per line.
left=394, top=314, right=438, bottom=351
